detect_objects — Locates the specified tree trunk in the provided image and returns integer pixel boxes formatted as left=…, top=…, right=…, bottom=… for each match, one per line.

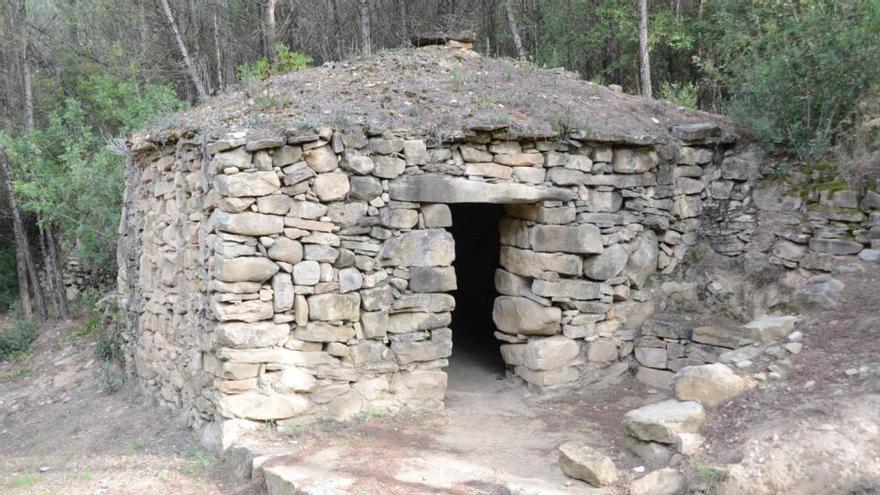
left=638, top=0, right=652, bottom=98
left=212, top=8, right=223, bottom=91
left=330, top=0, right=343, bottom=60
left=358, top=0, right=372, bottom=56
left=157, top=0, right=208, bottom=101
left=44, top=225, right=68, bottom=319
left=266, top=0, right=278, bottom=63
left=504, top=0, right=526, bottom=60
left=0, top=145, right=45, bottom=319
left=19, top=0, right=33, bottom=131
left=398, top=0, right=409, bottom=45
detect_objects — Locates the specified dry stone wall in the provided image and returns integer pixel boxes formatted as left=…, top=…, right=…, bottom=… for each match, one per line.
left=122, top=122, right=751, bottom=445
left=118, top=140, right=213, bottom=431
left=629, top=151, right=880, bottom=389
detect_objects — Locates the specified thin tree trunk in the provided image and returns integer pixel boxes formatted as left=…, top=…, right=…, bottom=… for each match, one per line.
left=398, top=0, right=409, bottom=45
left=358, top=0, right=372, bottom=55
left=44, top=225, right=68, bottom=319
left=504, top=0, right=526, bottom=60
left=158, top=0, right=208, bottom=101
left=0, top=146, right=45, bottom=319
left=266, top=0, right=278, bottom=62
left=212, top=8, right=223, bottom=91
left=638, top=0, right=652, bottom=98
left=330, top=0, right=343, bottom=59
left=20, top=0, right=33, bottom=131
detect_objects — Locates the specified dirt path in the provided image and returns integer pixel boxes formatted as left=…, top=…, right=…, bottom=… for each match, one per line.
left=0, top=316, right=256, bottom=495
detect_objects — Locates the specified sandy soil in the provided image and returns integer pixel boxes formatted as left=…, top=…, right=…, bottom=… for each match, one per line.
left=0, top=317, right=257, bottom=495
left=2, top=263, right=879, bottom=495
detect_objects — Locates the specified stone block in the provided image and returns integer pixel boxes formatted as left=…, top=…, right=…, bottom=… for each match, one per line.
left=313, top=172, right=350, bottom=201
left=294, top=322, right=356, bottom=342
left=214, top=171, right=280, bottom=197
left=523, top=336, right=579, bottom=370
left=378, top=229, right=455, bottom=267
left=214, top=256, right=279, bottom=283
left=409, top=266, right=457, bottom=292
left=531, top=224, right=603, bottom=254
left=216, top=322, right=290, bottom=348
left=583, top=244, right=628, bottom=280
left=612, top=148, right=659, bottom=174
left=307, top=293, right=361, bottom=321
left=493, top=296, right=561, bottom=336
left=673, top=363, right=749, bottom=407
left=558, top=442, right=617, bottom=487
left=216, top=392, right=309, bottom=420
left=421, top=204, right=452, bottom=228
left=622, top=400, right=705, bottom=444
left=212, top=211, right=284, bottom=236
left=268, top=238, right=303, bottom=265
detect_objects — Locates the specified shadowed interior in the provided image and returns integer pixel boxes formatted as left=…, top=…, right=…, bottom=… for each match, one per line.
left=446, top=203, right=507, bottom=387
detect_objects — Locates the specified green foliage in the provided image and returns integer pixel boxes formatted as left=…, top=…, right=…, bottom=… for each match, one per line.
left=702, top=0, right=880, bottom=159
left=0, top=244, right=17, bottom=311
left=1, top=74, right=184, bottom=271
left=660, top=81, right=699, bottom=109
left=95, top=361, right=123, bottom=393
left=237, top=43, right=312, bottom=85
left=0, top=318, right=39, bottom=361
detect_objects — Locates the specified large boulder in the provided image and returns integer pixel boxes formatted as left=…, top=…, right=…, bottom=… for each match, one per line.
left=673, top=363, right=749, bottom=407
left=558, top=441, right=618, bottom=487
left=623, top=400, right=706, bottom=444
left=493, top=296, right=561, bottom=336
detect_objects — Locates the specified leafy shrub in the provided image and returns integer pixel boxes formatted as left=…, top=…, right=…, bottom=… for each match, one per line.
left=705, top=1, right=880, bottom=159
left=237, top=43, right=312, bottom=85
left=95, top=362, right=123, bottom=393
left=0, top=244, right=17, bottom=312
left=660, top=81, right=699, bottom=109
left=0, top=318, right=39, bottom=361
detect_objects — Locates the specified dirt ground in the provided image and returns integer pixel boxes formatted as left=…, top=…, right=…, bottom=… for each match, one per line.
left=0, top=317, right=257, bottom=495
left=2, top=262, right=880, bottom=495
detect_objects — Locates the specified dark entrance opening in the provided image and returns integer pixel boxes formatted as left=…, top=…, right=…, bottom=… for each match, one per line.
left=447, top=203, right=506, bottom=388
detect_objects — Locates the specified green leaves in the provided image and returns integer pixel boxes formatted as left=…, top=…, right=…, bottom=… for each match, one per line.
left=3, top=74, right=184, bottom=270
left=236, top=43, right=313, bottom=85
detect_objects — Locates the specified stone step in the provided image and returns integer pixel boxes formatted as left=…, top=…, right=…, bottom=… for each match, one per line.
left=231, top=440, right=613, bottom=495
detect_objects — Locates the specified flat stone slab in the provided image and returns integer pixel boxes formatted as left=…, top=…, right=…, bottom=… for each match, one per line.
left=388, top=175, right=577, bottom=203
left=742, top=315, right=799, bottom=344
left=623, top=400, right=706, bottom=444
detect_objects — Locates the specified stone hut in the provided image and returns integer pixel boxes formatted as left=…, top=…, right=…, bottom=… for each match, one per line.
left=118, top=42, right=748, bottom=450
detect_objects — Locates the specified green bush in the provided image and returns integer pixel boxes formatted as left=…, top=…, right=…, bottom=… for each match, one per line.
left=703, top=0, right=880, bottom=159
left=237, top=43, right=312, bottom=85
left=660, top=81, right=699, bottom=109
left=0, top=318, right=39, bottom=361
left=0, top=244, right=17, bottom=312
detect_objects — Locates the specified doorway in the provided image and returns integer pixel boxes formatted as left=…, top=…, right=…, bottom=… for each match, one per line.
left=446, top=203, right=507, bottom=390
